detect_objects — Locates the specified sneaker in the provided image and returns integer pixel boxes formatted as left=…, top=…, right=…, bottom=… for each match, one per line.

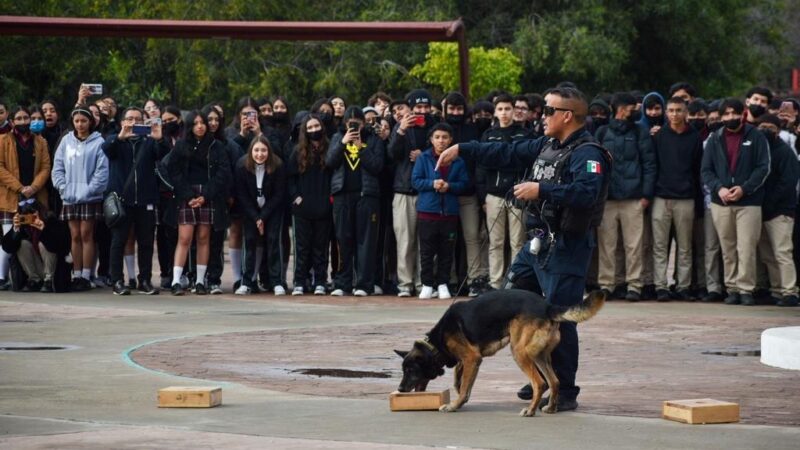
left=88, top=278, right=98, bottom=289
left=235, top=285, right=251, bottom=295
left=468, top=286, right=481, bottom=297
left=171, top=283, right=184, bottom=296
left=642, top=284, right=657, bottom=300
left=209, top=284, right=223, bottom=295
left=40, top=279, right=53, bottom=293
left=137, top=280, right=159, bottom=295
left=274, top=285, right=286, bottom=296
left=113, top=280, right=131, bottom=296
left=373, top=285, right=384, bottom=295
left=701, top=291, right=724, bottom=303
left=419, top=285, right=434, bottom=299
left=431, top=289, right=439, bottom=298
left=656, top=289, right=671, bottom=302
left=740, top=293, right=755, bottom=306
left=127, top=278, right=137, bottom=290
left=160, top=276, right=172, bottom=290
left=676, top=289, right=693, bottom=301
left=21, top=279, right=41, bottom=292
left=517, top=382, right=551, bottom=400
left=397, top=287, right=412, bottom=298
left=354, top=289, right=368, bottom=297
left=71, top=278, right=90, bottom=292
left=611, top=286, right=627, bottom=300
left=194, top=283, right=207, bottom=295
left=538, top=397, right=578, bottom=412
left=600, top=288, right=613, bottom=300
left=233, top=279, right=242, bottom=291
left=314, top=285, right=326, bottom=295
left=625, top=290, right=641, bottom=302
left=724, top=292, right=741, bottom=305
left=331, top=288, right=344, bottom=296
left=437, top=284, right=451, bottom=299
left=777, top=295, right=799, bottom=307
left=292, top=286, right=304, bottom=296
left=0, top=279, right=9, bottom=291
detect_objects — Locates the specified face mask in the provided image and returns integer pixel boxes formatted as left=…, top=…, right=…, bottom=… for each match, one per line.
left=648, top=115, right=663, bottom=126
left=272, top=112, right=289, bottom=123
left=689, top=119, right=706, bottom=131
left=307, top=130, right=324, bottom=141
left=318, top=112, right=332, bottom=125
left=15, top=124, right=30, bottom=134
left=445, top=114, right=464, bottom=125
left=724, top=118, right=741, bottom=131
left=591, top=117, right=609, bottom=128
left=748, top=104, right=766, bottom=118
left=163, top=121, right=180, bottom=137
left=708, top=121, right=724, bottom=132
left=474, top=117, right=492, bottom=133
left=629, top=110, right=642, bottom=122
left=30, top=119, right=45, bottom=134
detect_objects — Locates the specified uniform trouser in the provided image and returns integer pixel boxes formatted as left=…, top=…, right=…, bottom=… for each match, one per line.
left=242, top=212, right=284, bottom=289
left=641, top=207, right=654, bottom=286
left=206, top=226, right=226, bottom=285
left=17, top=241, right=56, bottom=283
left=458, top=194, right=487, bottom=282
left=703, top=209, right=724, bottom=294
left=691, top=214, right=706, bottom=290
left=333, top=193, right=379, bottom=292
left=598, top=199, right=644, bottom=292
left=758, top=215, right=798, bottom=297
left=533, top=263, right=583, bottom=401
left=485, top=194, right=526, bottom=289
left=710, top=204, right=761, bottom=294
left=95, top=220, right=111, bottom=277
left=651, top=198, right=694, bottom=290
left=261, top=205, right=291, bottom=286
left=292, top=215, right=331, bottom=289
left=505, top=243, right=543, bottom=294
left=110, top=206, right=156, bottom=284
left=375, top=191, right=396, bottom=288
left=156, top=196, right=177, bottom=279
left=418, top=218, right=458, bottom=287
left=392, top=193, right=420, bottom=291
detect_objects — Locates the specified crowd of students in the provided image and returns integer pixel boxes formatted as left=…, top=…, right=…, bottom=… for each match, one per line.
left=0, top=81, right=798, bottom=306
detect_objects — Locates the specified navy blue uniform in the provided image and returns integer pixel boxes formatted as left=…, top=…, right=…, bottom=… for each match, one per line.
left=459, top=128, right=608, bottom=401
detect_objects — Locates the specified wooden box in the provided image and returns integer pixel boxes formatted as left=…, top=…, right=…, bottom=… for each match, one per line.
left=158, top=386, right=222, bottom=408
left=389, top=390, right=450, bottom=411
left=662, top=398, right=739, bottom=424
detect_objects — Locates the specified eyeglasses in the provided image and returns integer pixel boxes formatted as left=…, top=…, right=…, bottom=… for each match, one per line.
left=542, top=105, right=573, bottom=117
left=514, top=106, right=529, bottom=112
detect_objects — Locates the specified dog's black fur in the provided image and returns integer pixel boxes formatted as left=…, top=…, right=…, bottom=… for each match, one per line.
left=395, top=289, right=605, bottom=416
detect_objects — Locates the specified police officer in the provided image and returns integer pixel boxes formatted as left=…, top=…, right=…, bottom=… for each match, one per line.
left=436, top=86, right=610, bottom=412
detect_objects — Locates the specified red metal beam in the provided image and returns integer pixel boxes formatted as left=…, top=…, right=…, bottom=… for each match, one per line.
left=0, top=15, right=470, bottom=98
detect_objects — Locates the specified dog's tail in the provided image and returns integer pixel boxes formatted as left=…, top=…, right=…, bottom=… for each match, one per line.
left=551, top=290, right=606, bottom=323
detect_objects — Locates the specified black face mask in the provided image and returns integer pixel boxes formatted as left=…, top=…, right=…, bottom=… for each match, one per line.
left=647, top=115, right=663, bottom=126
left=307, top=130, right=324, bottom=142
left=748, top=104, right=766, bottom=118
left=724, top=118, right=742, bottom=131
left=591, top=117, right=609, bottom=128
left=445, top=114, right=464, bottom=125
left=708, top=121, right=724, bottom=132
left=272, top=112, right=289, bottom=123
left=14, top=124, right=30, bottom=135
left=689, top=119, right=706, bottom=131
left=163, top=121, right=180, bottom=137
left=474, top=117, right=492, bottom=134
left=318, top=112, right=332, bottom=126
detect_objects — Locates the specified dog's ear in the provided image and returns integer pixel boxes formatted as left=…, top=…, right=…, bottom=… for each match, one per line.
left=394, top=349, right=409, bottom=358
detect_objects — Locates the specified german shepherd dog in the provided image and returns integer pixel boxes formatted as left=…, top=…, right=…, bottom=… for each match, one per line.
left=394, top=289, right=605, bottom=416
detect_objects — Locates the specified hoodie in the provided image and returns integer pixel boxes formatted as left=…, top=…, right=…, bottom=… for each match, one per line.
left=51, top=131, right=108, bottom=205
left=637, top=92, right=666, bottom=131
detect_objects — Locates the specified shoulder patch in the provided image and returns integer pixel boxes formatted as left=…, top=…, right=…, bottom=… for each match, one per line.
left=586, top=160, right=602, bottom=174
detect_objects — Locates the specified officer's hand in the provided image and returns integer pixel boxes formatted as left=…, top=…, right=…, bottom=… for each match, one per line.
left=513, top=182, right=540, bottom=201
left=435, top=145, right=459, bottom=170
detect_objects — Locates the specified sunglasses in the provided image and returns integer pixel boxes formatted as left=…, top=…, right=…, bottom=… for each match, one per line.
left=542, top=105, right=573, bottom=117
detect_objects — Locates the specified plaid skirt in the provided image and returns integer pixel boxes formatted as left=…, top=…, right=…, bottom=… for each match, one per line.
left=60, top=202, right=103, bottom=221
left=0, top=211, right=14, bottom=225
left=177, top=185, right=214, bottom=225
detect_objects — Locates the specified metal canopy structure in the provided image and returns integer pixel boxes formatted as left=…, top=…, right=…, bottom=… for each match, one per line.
left=0, top=15, right=470, bottom=98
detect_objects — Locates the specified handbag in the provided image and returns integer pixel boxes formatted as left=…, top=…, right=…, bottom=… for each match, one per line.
left=103, top=144, right=142, bottom=228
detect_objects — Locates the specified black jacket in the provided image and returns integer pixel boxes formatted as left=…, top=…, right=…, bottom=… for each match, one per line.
left=102, top=135, right=170, bottom=207
left=287, top=149, right=332, bottom=220
left=158, top=137, right=232, bottom=230
left=233, top=156, right=286, bottom=223
left=449, top=121, right=481, bottom=197
left=652, top=125, right=702, bottom=200
left=327, top=131, right=385, bottom=197
left=387, top=117, right=436, bottom=194
left=475, top=124, right=532, bottom=203
left=596, top=119, right=656, bottom=200
left=762, top=136, right=799, bottom=220
left=701, top=125, right=771, bottom=207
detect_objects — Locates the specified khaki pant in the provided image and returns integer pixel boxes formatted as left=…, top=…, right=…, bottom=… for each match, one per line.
left=703, top=209, right=724, bottom=294
left=652, top=198, right=694, bottom=290
left=17, top=240, right=57, bottom=283
left=641, top=207, right=654, bottom=286
left=710, top=204, right=761, bottom=294
left=692, top=215, right=706, bottom=290
left=485, top=194, right=526, bottom=289
left=458, top=195, right=488, bottom=282
left=598, top=199, right=644, bottom=292
left=758, top=215, right=798, bottom=297
left=392, top=193, right=420, bottom=290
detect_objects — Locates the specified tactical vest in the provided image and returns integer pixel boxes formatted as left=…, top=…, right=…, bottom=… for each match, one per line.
left=530, top=136, right=611, bottom=234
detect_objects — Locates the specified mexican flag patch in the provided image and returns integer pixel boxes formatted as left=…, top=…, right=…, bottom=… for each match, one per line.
left=587, top=160, right=602, bottom=174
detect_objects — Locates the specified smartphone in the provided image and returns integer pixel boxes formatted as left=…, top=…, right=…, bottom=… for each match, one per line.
left=132, top=124, right=151, bottom=136
left=145, top=118, right=162, bottom=126
left=413, top=115, right=425, bottom=127
left=18, top=214, right=35, bottom=226
left=83, top=83, right=103, bottom=95
left=348, top=124, right=359, bottom=132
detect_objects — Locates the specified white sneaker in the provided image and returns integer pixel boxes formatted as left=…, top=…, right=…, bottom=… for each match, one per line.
left=331, top=288, right=344, bottom=296
left=431, top=289, right=439, bottom=298
left=292, top=286, right=304, bottom=296
left=314, top=285, right=326, bottom=295
left=397, top=287, right=412, bottom=298
left=419, top=285, right=434, bottom=299
left=274, top=285, right=286, bottom=296
left=437, top=284, right=451, bottom=299
left=235, top=285, right=251, bottom=295
left=354, top=289, right=368, bottom=297
left=209, top=284, right=223, bottom=295
left=373, top=285, right=384, bottom=295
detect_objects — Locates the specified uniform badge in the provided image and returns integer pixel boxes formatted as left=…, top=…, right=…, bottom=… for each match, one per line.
left=586, top=160, right=602, bottom=174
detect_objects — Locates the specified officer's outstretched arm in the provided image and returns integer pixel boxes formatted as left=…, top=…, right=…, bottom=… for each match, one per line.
left=459, top=138, right=544, bottom=170
left=538, top=146, right=605, bottom=208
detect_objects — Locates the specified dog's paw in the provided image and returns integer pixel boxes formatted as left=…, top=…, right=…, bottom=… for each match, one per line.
left=519, top=407, right=537, bottom=417
left=541, top=404, right=557, bottom=414
left=439, top=403, right=459, bottom=413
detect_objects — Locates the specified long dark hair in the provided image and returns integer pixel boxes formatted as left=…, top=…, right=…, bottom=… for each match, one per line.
left=201, top=104, right=225, bottom=141
left=231, top=96, right=260, bottom=130
left=295, top=114, right=328, bottom=174
left=244, top=134, right=282, bottom=175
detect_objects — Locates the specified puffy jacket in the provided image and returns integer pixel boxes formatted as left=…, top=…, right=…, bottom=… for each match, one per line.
left=596, top=119, right=656, bottom=200
left=701, top=124, right=771, bottom=207
left=475, top=124, right=532, bottom=203
left=412, top=149, right=469, bottom=216
left=327, top=131, right=384, bottom=197
left=102, top=135, right=170, bottom=207
left=0, top=132, right=50, bottom=213
left=387, top=116, right=436, bottom=194
left=51, top=131, right=108, bottom=205
left=762, top=136, right=799, bottom=220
